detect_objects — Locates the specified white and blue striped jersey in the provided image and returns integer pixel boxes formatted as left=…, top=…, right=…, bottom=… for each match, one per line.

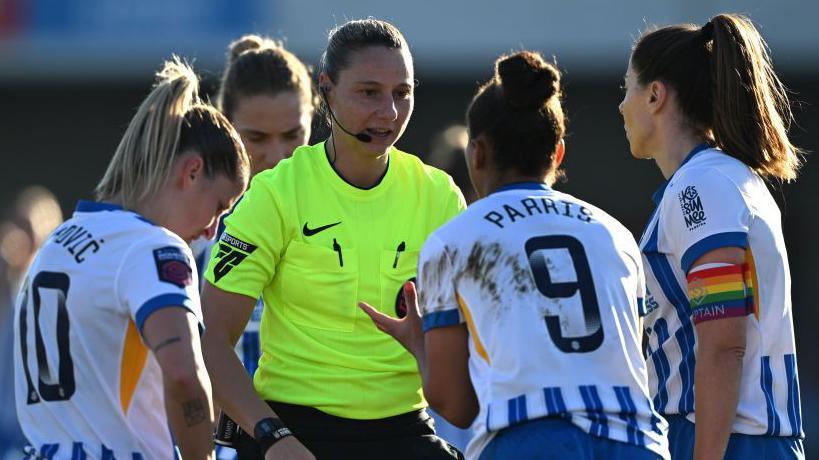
left=14, top=201, right=202, bottom=459
left=641, top=144, right=803, bottom=436
left=418, top=183, right=670, bottom=460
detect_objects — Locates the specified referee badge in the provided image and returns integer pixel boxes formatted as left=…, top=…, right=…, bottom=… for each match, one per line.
left=394, top=277, right=416, bottom=318
left=213, top=233, right=258, bottom=282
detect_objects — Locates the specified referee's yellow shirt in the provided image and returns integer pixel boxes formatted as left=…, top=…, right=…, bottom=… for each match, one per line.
left=205, top=142, right=466, bottom=419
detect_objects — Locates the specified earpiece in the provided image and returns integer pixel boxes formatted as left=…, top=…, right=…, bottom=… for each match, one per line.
left=321, top=85, right=372, bottom=143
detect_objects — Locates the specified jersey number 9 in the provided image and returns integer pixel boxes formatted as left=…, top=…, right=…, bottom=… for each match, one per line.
left=525, top=235, right=604, bottom=353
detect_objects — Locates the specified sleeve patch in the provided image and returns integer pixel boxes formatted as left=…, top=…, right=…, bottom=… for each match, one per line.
left=212, top=233, right=258, bottom=282
left=220, top=232, right=258, bottom=253
left=153, top=247, right=193, bottom=288
left=678, top=185, right=707, bottom=230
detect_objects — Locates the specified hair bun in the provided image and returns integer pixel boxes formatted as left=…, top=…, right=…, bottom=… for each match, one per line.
left=228, top=35, right=267, bottom=64
left=496, top=51, right=560, bottom=110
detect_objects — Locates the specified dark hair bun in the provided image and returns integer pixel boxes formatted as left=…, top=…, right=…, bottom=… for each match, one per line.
left=496, top=51, right=560, bottom=110
left=228, top=35, right=266, bottom=65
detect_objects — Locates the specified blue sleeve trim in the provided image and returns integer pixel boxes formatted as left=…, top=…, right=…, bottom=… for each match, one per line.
left=422, top=309, right=461, bottom=332
left=135, top=293, right=196, bottom=334
left=681, top=231, right=748, bottom=273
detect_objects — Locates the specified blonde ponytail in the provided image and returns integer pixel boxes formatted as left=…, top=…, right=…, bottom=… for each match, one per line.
left=97, top=57, right=248, bottom=207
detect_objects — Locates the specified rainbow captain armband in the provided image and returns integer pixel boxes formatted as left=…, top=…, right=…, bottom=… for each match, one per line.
left=687, top=263, right=754, bottom=324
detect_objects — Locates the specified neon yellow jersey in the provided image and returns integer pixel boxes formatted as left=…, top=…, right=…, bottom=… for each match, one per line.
left=205, top=142, right=465, bottom=419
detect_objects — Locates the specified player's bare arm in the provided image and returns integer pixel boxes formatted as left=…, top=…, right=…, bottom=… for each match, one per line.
left=360, top=281, right=478, bottom=428
left=423, top=326, right=478, bottom=428
left=690, top=247, right=747, bottom=460
left=142, top=306, right=215, bottom=460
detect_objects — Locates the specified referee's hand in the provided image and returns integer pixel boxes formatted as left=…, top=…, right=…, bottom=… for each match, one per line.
left=359, top=281, right=425, bottom=358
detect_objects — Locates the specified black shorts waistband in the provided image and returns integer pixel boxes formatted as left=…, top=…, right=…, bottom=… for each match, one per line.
left=267, top=401, right=434, bottom=442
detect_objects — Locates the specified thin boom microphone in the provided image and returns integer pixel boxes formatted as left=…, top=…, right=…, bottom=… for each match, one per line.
left=321, top=87, right=372, bottom=143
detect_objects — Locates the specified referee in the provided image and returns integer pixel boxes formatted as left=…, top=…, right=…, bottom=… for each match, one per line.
left=201, top=19, right=465, bottom=460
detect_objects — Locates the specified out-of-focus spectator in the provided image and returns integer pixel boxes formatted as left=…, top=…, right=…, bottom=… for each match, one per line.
left=0, top=186, right=63, bottom=459
left=425, top=124, right=476, bottom=205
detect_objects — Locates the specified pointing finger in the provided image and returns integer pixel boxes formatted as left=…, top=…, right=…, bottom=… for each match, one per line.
left=358, top=302, right=396, bottom=333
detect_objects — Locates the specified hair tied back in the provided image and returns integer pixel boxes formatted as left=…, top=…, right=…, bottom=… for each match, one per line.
left=700, top=20, right=715, bottom=42
left=496, top=51, right=559, bottom=110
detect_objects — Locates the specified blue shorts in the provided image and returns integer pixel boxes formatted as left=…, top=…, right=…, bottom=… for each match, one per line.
left=666, top=414, right=804, bottom=459
left=478, top=417, right=661, bottom=460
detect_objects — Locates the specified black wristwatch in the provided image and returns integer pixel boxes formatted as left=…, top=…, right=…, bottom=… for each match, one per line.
left=254, top=417, right=293, bottom=454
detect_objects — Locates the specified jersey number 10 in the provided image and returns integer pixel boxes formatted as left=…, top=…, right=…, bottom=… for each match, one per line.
left=525, top=235, right=604, bottom=353
left=18, top=271, right=76, bottom=404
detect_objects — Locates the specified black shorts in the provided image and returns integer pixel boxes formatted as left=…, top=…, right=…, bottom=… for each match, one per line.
left=233, top=401, right=463, bottom=460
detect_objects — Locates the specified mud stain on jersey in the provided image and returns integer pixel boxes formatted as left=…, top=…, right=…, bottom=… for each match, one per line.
left=458, top=241, right=535, bottom=309
left=418, top=247, right=459, bottom=307
left=461, top=242, right=502, bottom=303
left=419, top=241, right=536, bottom=313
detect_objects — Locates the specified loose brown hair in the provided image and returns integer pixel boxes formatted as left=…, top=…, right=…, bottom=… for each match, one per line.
left=218, top=35, right=316, bottom=121
left=631, top=13, right=802, bottom=181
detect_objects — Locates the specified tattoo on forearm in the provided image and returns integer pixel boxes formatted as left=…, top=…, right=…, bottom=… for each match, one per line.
left=152, top=336, right=181, bottom=353
left=182, top=398, right=207, bottom=426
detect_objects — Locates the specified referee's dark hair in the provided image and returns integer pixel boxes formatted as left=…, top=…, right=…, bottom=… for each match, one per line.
left=320, top=18, right=409, bottom=84
left=467, top=51, right=566, bottom=182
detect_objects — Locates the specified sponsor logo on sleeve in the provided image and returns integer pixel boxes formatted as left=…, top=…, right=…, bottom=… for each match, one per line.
left=153, top=246, right=193, bottom=288
left=213, top=233, right=258, bottom=282
left=219, top=233, right=258, bottom=253
left=678, top=185, right=707, bottom=230
left=644, top=288, right=660, bottom=316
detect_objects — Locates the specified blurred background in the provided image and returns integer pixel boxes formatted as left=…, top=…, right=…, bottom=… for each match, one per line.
left=1, top=0, right=816, bottom=457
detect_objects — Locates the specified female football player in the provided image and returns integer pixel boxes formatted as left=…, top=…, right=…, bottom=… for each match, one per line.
left=14, top=58, right=248, bottom=459
left=620, top=13, right=804, bottom=460
left=362, top=51, right=670, bottom=460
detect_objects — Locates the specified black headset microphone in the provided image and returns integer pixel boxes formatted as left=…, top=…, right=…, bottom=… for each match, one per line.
left=320, top=86, right=372, bottom=143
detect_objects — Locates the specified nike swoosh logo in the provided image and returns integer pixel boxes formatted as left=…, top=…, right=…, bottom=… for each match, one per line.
left=302, top=221, right=341, bottom=236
